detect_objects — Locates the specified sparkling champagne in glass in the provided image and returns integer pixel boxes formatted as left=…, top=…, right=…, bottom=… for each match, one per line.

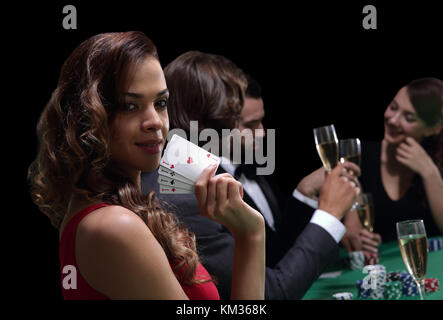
left=339, top=138, right=361, bottom=176
left=313, top=124, right=338, bottom=172
left=356, top=193, right=374, bottom=232
left=396, top=220, right=429, bottom=300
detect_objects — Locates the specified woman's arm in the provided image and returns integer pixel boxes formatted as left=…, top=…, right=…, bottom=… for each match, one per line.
left=195, top=165, right=265, bottom=300
left=230, top=202, right=265, bottom=300
left=396, top=137, right=443, bottom=232
left=76, top=205, right=189, bottom=299
left=420, top=164, right=443, bottom=231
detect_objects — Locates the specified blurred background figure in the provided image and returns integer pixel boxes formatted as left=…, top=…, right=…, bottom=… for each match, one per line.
left=344, top=77, right=443, bottom=244
left=294, top=78, right=443, bottom=253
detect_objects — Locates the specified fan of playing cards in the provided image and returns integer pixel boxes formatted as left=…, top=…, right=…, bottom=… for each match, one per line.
left=158, top=134, right=221, bottom=194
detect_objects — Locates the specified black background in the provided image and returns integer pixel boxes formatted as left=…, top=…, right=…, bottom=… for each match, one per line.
left=8, top=0, right=443, bottom=305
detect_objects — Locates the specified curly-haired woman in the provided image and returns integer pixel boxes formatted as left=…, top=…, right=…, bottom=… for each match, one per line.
left=28, top=31, right=265, bottom=300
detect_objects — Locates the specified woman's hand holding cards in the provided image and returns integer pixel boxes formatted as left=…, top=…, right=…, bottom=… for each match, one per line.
left=195, top=164, right=265, bottom=241
left=195, top=164, right=266, bottom=299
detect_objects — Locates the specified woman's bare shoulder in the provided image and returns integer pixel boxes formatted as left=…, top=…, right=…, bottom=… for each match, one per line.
left=77, top=205, right=151, bottom=243
left=74, top=204, right=187, bottom=299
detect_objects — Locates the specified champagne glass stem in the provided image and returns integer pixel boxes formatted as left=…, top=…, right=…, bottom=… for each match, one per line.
left=417, top=280, right=426, bottom=300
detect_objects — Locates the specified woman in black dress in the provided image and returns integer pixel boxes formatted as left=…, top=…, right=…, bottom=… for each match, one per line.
left=344, top=77, right=443, bottom=249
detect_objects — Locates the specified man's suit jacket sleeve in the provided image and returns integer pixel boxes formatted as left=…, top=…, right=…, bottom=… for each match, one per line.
left=263, top=195, right=339, bottom=299
left=265, top=222, right=339, bottom=299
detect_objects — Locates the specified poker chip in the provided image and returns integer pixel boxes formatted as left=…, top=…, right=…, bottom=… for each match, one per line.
left=399, top=273, right=418, bottom=297
left=425, top=278, right=440, bottom=293
left=372, top=264, right=387, bottom=272
left=384, top=281, right=402, bottom=300
left=349, top=251, right=365, bottom=270
left=429, top=238, right=443, bottom=251
left=386, top=271, right=402, bottom=282
left=357, top=264, right=387, bottom=299
left=356, top=279, right=371, bottom=298
left=364, top=252, right=379, bottom=265
left=369, top=265, right=386, bottom=300
left=332, top=292, right=353, bottom=300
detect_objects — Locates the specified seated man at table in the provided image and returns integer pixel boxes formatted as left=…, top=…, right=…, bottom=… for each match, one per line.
left=141, top=52, right=360, bottom=299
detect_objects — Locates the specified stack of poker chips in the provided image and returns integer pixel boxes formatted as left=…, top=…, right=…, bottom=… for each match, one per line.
left=356, top=264, right=386, bottom=299
left=425, top=278, right=440, bottom=293
left=357, top=269, right=440, bottom=299
left=384, top=271, right=404, bottom=300
left=356, top=279, right=371, bottom=298
left=399, top=272, right=419, bottom=296
left=369, top=264, right=386, bottom=299
left=386, top=271, right=402, bottom=282
left=429, top=238, right=443, bottom=251
left=384, top=281, right=402, bottom=300
left=349, top=251, right=365, bottom=270
left=332, top=292, right=353, bottom=300
left=348, top=251, right=379, bottom=269
left=364, top=252, right=379, bottom=265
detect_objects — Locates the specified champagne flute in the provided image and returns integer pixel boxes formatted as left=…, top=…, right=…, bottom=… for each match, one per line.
left=339, top=138, right=362, bottom=209
left=396, top=220, right=429, bottom=300
left=356, top=193, right=375, bottom=232
left=339, top=138, right=361, bottom=176
left=313, top=124, right=338, bottom=172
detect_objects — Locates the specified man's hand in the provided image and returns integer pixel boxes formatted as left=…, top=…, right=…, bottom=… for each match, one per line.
left=296, top=162, right=361, bottom=200
left=318, top=164, right=360, bottom=220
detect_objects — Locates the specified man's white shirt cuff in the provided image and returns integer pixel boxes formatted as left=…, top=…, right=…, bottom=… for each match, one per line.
left=309, top=209, right=346, bottom=243
left=292, top=188, right=318, bottom=209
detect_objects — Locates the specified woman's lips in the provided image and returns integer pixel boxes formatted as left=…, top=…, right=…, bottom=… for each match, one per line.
left=386, top=125, right=403, bottom=138
left=135, top=140, right=162, bottom=154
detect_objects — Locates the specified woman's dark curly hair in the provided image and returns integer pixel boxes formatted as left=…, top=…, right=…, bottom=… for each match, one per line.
left=27, top=31, right=207, bottom=285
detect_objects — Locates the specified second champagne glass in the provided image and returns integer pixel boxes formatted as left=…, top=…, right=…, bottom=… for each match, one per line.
left=313, top=124, right=338, bottom=172
left=396, top=219, right=429, bottom=300
left=340, top=138, right=362, bottom=209
left=356, top=193, right=375, bottom=232
left=339, top=138, right=361, bottom=175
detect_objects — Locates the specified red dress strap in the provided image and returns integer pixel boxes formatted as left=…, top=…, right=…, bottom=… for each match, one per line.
left=59, top=203, right=112, bottom=299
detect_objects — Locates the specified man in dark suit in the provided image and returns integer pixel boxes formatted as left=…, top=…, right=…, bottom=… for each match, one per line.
left=142, top=54, right=359, bottom=299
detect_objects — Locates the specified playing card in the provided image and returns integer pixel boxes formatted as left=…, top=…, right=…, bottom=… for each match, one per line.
left=158, top=175, right=194, bottom=191
left=159, top=185, right=193, bottom=194
left=160, top=134, right=220, bottom=182
left=158, top=165, right=194, bottom=185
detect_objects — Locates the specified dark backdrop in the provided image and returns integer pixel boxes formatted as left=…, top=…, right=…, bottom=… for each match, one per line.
left=10, top=1, right=442, bottom=300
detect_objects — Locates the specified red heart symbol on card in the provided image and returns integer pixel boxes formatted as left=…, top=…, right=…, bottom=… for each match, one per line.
left=170, top=165, right=174, bottom=169
left=207, top=153, right=210, bottom=158
left=187, top=157, right=193, bottom=164
left=172, top=188, right=176, bottom=192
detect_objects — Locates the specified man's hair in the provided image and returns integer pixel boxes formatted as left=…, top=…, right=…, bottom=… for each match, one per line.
left=245, top=74, right=262, bottom=99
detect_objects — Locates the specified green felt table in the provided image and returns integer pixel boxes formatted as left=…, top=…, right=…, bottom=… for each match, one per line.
left=303, top=237, right=443, bottom=300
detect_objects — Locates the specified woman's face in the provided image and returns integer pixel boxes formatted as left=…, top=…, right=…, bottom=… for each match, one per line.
left=384, top=86, right=429, bottom=145
left=110, top=56, right=169, bottom=178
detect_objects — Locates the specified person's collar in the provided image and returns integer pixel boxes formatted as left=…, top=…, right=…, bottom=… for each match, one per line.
left=220, top=157, right=238, bottom=176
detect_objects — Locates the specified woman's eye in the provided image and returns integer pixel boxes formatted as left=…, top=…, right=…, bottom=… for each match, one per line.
left=155, top=99, right=168, bottom=109
left=123, top=103, right=138, bottom=111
